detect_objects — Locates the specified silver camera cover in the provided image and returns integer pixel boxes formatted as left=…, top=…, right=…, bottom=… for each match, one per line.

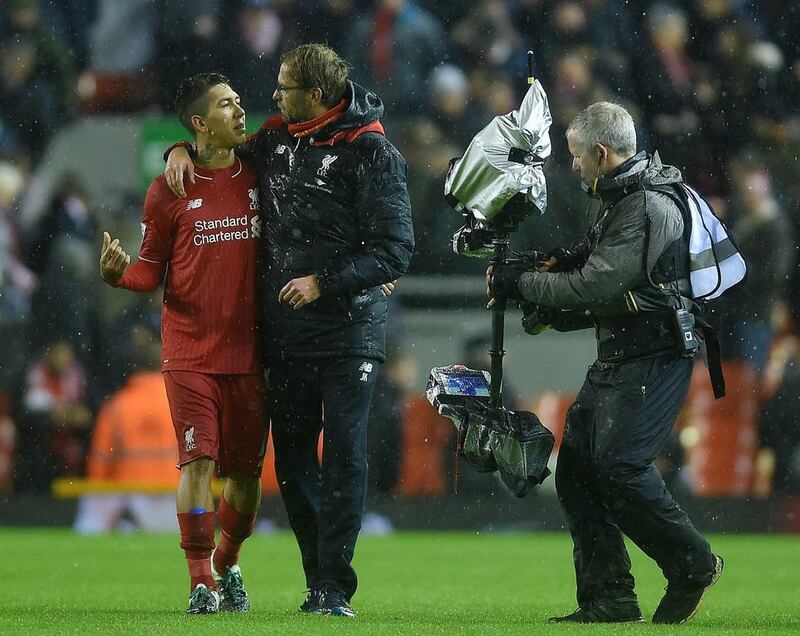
left=444, top=80, right=552, bottom=223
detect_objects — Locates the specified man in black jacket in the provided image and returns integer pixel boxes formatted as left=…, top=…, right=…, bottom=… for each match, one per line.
left=488, top=102, right=722, bottom=625
left=166, top=44, right=414, bottom=617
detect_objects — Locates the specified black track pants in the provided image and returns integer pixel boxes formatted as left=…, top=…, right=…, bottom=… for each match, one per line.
left=268, top=356, right=381, bottom=599
left=555, top=355, right=715, bottom=606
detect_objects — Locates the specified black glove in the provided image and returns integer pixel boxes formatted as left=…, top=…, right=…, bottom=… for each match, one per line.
left=525, top=305, right=595, bottom=333
left=546, top=237, right=591, bottom=272
left=521, top=303, right=553, bottom=335
left=518, top=250, right=547, bottom=269
left=489, top=261, right=529, bottom=303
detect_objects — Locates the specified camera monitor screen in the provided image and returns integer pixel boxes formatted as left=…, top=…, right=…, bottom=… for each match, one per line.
left=440, top=372, right=491, bottom=397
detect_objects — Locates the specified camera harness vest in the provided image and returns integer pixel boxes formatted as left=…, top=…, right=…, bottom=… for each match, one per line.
left=591, top=182, right=729, bottom=398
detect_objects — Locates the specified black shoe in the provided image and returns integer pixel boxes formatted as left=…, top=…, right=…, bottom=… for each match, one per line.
left=318, top=583, right=357, bottom=618
left=548, top=599, right=644, bottom=624
left=299, top=587, right=324, bottom=614
left=652, top=554, right=724, bottom=624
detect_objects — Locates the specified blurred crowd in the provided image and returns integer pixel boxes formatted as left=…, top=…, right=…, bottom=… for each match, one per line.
left=1, top=0, right=799, bottom=500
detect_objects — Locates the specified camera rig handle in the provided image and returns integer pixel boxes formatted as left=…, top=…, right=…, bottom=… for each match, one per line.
left=489, top=233, right=511, bottom=409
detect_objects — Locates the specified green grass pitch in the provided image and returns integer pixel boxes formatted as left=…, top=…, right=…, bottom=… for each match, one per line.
left=1, top=530, right=798, bottom=634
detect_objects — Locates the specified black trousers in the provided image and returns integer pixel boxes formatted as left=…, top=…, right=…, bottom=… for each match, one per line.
left=555, top=355, right=715, bottom=607
left=268, top=355, right=381, bottom=599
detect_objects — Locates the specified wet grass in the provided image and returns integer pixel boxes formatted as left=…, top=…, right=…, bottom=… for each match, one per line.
left=0, top=529, right=798, bottom=634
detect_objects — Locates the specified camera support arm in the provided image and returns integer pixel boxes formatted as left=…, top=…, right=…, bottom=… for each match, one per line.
left=489, top=233, right=511, bottom=409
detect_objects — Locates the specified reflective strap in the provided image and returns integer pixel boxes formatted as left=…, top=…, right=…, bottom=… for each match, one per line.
left=689, top=237, right=739, bottom=271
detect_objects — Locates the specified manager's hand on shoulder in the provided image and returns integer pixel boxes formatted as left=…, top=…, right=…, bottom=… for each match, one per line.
left=165, top=147, right=195, bottom=198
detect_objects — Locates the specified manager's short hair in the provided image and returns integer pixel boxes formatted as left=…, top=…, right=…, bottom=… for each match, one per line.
left=280, top=44, right=351, bottom=108
left=567, top=102, right=637, bottom=157
left=174, top=72, right=231, bottom=135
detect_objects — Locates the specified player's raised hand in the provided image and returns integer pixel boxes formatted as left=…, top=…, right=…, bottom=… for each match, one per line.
left=164, top=146, right=195, bottom=198
left=99, top=231, right=130, bottom=285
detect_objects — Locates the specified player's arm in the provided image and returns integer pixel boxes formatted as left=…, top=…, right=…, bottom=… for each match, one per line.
left=100, top=182, right=171, bottom=291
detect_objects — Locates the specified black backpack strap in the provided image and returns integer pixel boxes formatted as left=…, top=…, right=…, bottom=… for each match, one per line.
left=648, top=183, right=692, bottom=239
left=693, top=313, right=726, bottom=399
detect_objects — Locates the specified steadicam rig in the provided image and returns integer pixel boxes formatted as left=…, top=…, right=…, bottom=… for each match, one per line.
left=427, top=52, right=555, bottom=497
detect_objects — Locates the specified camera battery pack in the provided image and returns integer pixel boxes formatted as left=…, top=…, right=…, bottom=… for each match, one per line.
left=674, top=308, right=699, bottom=354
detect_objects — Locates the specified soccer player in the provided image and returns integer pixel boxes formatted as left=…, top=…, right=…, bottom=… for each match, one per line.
left=99, top=74, right=266, bottom=615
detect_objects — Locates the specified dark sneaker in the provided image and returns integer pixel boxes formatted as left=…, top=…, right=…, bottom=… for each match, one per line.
left=652, top=554, right=724, bottom=624
left=186, top=583, right=220, bottom=614
left=548, top=599, right=644, bottom=624
left=214, top=564, right=250, bottom=612
left=318, top=584, right=357, bottom=618
left=299, top=587, right=324, bottom=614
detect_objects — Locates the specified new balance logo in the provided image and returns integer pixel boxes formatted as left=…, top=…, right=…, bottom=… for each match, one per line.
left=358, top=361, right=374, bottom=382
left=184, top=426, right=196, bottom=452
left=275, top=144, right=295, bottom=168
left=186, top=198, right=203, bottom=210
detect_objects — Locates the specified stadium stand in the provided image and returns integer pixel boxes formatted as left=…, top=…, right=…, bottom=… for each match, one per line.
left=1, top=1, right=799, bottom=518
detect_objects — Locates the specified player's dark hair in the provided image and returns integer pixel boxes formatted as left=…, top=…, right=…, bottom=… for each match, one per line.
left=280, top=44, right=351, bottom=107
left=174, top=73, right=230, bottom=135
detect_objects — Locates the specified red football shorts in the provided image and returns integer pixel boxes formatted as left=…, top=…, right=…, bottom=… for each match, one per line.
left=163, top=371, right=267, bottom=478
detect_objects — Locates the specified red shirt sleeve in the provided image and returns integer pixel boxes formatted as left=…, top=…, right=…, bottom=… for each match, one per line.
left=118, top=179, right=171, bottom=292
left=117, top=260, right=164, bottom=292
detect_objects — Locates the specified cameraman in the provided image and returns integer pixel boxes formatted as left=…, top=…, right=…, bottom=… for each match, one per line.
left=487, top=102, right=722, bottom=624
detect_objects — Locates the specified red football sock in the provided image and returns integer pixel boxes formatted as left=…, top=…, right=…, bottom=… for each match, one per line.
left=177, top=510, right=217, bottom=591
left=213, top=496, right=257, bottom=573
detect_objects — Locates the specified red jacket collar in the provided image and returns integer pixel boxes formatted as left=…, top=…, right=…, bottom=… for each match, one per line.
left=256, top=104, right=384, bottom=146
left=311, top=120, right=385, bottom=147
left=286, top=100, right=347, bottom=138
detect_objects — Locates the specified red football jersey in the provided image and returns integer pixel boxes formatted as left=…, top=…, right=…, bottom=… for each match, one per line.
left=119, top=157, right=261, bottom=374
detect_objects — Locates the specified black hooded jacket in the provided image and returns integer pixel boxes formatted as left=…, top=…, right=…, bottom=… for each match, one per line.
left=237, top=81, right=414, bottom=361
left=519, top=151, right=685, bottom=315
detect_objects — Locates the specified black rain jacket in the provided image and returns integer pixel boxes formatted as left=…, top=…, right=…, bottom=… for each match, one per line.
left=238, top=81, right=414, bottom=361
left=519, top=151, right=685, bottom=317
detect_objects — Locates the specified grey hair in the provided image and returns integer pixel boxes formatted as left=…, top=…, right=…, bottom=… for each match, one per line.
left=566, top=102, right=637, bottom=156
